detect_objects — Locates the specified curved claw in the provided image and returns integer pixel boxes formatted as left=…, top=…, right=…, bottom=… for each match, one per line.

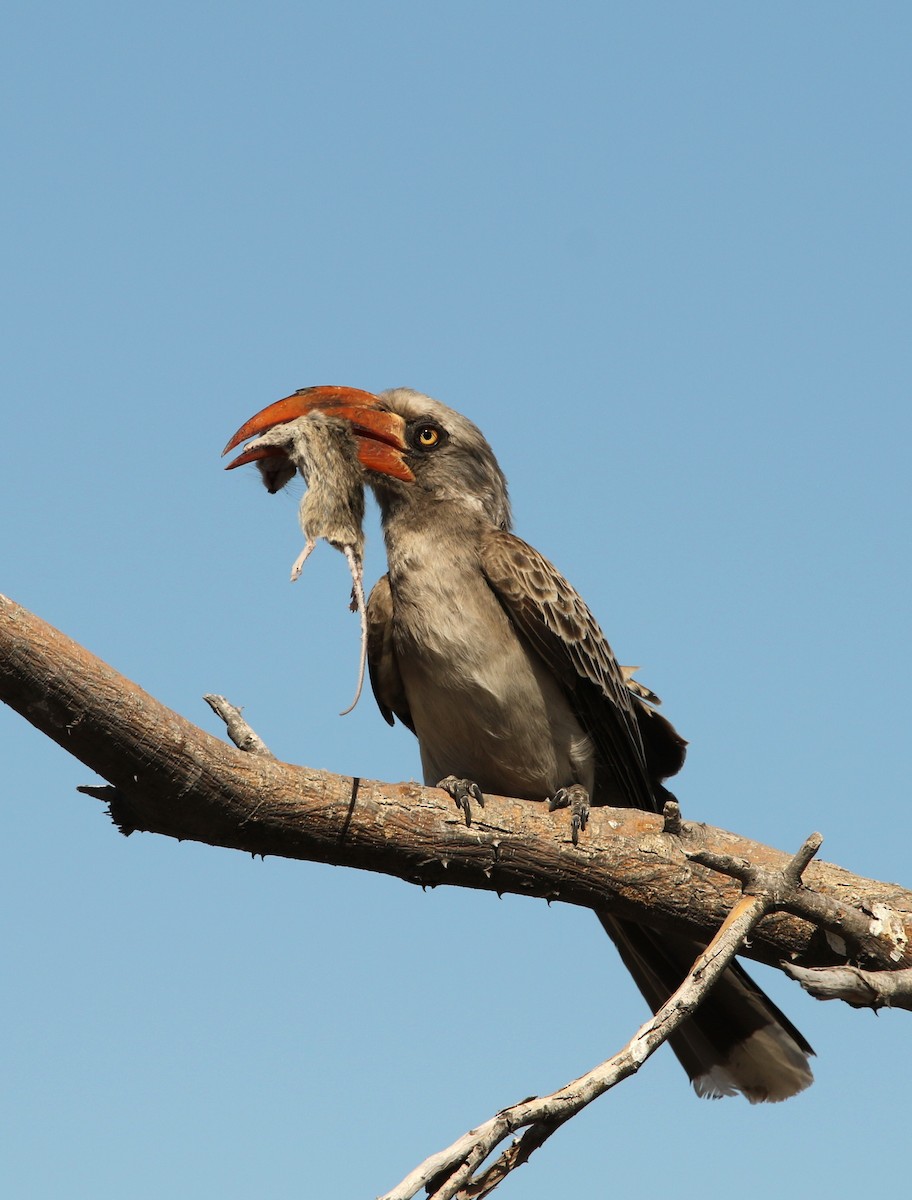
left=437, top=776, right=485, bottom=826
left=549, top=784, right=590, bottom=846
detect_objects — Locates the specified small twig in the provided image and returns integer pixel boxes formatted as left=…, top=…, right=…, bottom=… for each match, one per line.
left=203, top=694, right=273, bottom=757
left=381, top=834, right=821, bottom=1200
left=783, top=963, right=912, bottom=1011
left=661, top=798, right=683, bottom=836
left=686, top=833, right=897, bottom=963
left=687, top=832, right=823, bottom=903
left=783, top=832, right=825, bottom=885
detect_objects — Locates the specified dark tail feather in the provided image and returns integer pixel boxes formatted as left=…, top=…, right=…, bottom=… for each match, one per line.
left=598, top=914, right=814, bottom=1103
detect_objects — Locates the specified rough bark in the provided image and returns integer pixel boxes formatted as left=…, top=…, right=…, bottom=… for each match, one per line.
left=783, top=963, right=912, bottom=1010
left=2, top=591, right=910, bottom=975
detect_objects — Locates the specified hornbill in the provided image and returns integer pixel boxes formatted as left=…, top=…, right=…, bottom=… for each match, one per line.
left=224, top=385, right=814, bottom=1102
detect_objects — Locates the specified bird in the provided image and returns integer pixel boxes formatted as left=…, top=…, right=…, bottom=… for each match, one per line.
left=223, top=385, right=814, bottom=1102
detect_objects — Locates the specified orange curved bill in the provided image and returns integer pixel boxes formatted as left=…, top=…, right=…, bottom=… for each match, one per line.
left=222, top=386, right=382, bottom=455
left=354, top=438, right=414, bottom=482
left=224, top=443, right=290, bottom=471
left=222, top=385, right=414, bottom=482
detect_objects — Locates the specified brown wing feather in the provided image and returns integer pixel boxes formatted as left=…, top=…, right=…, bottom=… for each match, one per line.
left=366, top=574, right=415, bottom=732
left=480, top=529, right=685, bottom=811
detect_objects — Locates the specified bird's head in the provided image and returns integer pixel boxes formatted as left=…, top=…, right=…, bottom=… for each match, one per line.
left=223, top=385, right=512, bottom=530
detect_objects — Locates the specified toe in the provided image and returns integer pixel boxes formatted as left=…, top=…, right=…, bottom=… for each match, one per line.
left=437, top=776, right=485, bottom=826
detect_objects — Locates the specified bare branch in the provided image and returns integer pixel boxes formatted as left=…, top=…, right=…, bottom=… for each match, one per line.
left=5, top=592, right=912, bottom=1194
left=383, top=833, right=821, bottom=1199
left=661, top=797, right=683, bottom=835
left=1, top=592, right=911, bottom=979
left=202, top=694, right=274, bottom=756
left=783, top=963, right=912, bottom=1011
left=686, top=840, right=907, bottom=965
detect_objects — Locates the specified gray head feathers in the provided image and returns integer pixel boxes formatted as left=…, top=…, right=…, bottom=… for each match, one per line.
left=378, top=388, right=513, bottom=532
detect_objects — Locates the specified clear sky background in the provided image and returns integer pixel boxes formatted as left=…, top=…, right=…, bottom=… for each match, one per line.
left=2, top=3, right=910, bottom=1197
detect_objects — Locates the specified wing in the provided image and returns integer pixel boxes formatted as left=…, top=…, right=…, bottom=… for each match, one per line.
left=366, top=574, right=415, bottom=732
left=481, top=529, right=686, bottom=812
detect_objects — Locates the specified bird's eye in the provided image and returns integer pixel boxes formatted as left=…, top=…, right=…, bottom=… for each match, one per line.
left=412, top=422, right=443, bottom=450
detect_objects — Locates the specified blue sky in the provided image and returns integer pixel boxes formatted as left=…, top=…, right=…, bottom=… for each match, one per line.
left=2, top=3, right=910, bottom=1196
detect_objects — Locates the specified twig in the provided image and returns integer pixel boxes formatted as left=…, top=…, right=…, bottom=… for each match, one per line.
left=685, top=838, right=904, bottom=965
left=381, top=835, right=821, bottom=1200
left=202, top=694, right=273, bottom=756
left=661, top=798, right=683, bottom=836
left=783, top=963, right=912, bottom=1011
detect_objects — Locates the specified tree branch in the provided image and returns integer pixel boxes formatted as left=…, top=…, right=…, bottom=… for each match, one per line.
left=783, top=963, right=912, bottom=1010
left=202, top=693, right=274, bottom=756
left=2, top=591, right=911, bottom=978
left=382, top=834, right=821, bottom=1199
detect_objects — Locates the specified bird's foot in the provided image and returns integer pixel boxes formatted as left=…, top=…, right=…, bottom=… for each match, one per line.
left=437, top=776, right=485, bottom=826
left=549, top=784, right=590, bottom=845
